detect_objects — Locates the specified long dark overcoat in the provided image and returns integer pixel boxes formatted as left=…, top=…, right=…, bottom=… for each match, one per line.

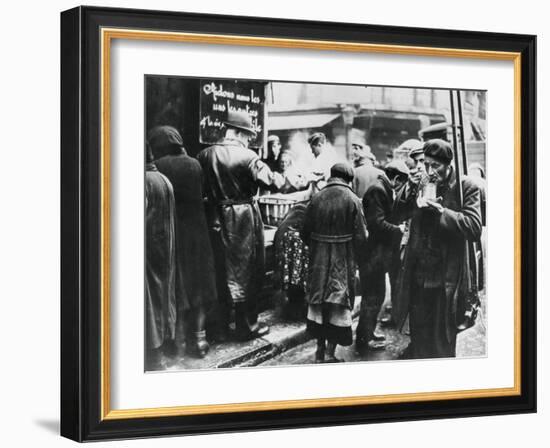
left=197, top=138, right=284, bottom=303
left=362, top=173, right=403, bottom=275
left=156, top=151, right=217, bottom=311
left=394, top=169, right=482, bottom=345
left=301, top=179, right=368, bottom=310
left=145, top=165, right=177, bottom=349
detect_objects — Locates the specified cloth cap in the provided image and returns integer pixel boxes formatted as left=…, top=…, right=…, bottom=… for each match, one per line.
left=308, top=132, right=326, bottom=146
left=424, top=139, right=453, bottom=164
left=397, top=138, right=424, bottom=158
left=330, top=162, right=355, bottom=182
left=224, top=110, right=257, bottom=136
left=267, top=134, right=280, bottom=144
left=385, top=160, right=410, bottom=178
left=147, top=125, right=184, bottom=150
left=354, top=144, right=376, bottom=163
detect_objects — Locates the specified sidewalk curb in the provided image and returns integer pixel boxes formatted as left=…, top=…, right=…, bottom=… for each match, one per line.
left=218, top=305, right=361, bottom=368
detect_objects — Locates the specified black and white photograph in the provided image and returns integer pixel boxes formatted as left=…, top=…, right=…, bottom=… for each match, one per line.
left=54, top=3, right=538, bottom=443
left=144, top=77, right=487, bottom=372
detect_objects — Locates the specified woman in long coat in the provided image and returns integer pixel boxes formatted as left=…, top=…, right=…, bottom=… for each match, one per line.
left=150, top=126, right=217, bottom=358
left=301, top=163, right=368, bottom=363
left=145, top=146, right=177, bottom=367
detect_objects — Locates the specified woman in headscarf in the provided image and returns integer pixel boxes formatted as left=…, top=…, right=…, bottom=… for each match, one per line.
left=263, top=134, right=282, bottom=172
left=150, top=126, right=217, bottom=358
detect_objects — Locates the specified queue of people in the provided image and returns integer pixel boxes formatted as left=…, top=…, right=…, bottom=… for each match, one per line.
left=145, top=109, right=484, bottom=368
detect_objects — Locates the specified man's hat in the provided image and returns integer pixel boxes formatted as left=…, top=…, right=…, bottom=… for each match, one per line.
left=224, top=110, right=257, bottom=137
left=424, top=139, right=453, bottom=164
left=330, top=162, right=355, bottom=183
left=385, top=160, right=410, bottom=178
left=352, top=139, right=376, bottom=163
left=397, top=139, right=424, bottom=158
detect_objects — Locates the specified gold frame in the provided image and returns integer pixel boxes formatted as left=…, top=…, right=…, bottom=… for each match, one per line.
left=100, top=27, right=522, bottom=421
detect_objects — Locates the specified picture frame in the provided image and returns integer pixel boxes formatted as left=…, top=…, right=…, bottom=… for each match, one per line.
left=60, top=5, right=536, bottom=442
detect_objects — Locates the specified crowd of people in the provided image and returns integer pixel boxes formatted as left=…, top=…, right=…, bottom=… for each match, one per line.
left=145, top=109, right=485, bottom=368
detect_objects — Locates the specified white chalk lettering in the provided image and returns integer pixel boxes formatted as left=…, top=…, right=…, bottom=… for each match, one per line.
left=202, top=82, right=235, bottom=101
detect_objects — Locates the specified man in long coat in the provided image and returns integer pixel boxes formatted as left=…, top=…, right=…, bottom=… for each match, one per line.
left=150, top=126, right=217, bottom=358
left=197, top=110, right=285, bottom=341
left=301, top=163, right=368, bottom=363
left=145, top=145, right=177, bottom=368
left=355, top=161, right=409, bottom=353
left=395, top=139, right=482, bottom=358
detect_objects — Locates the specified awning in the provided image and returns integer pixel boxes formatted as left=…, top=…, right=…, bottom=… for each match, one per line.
left=267, top=113, right=340, bottom=131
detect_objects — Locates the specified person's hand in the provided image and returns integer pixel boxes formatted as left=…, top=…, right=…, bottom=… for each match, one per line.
left=306, top=172, right=323, bottom=182
left=398, top=223, right=406, bottom=234
left=425, top=199, right=444, bottom=214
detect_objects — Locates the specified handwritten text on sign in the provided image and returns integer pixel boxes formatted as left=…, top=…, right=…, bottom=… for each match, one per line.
left=199, top=79, right=266, bottom=148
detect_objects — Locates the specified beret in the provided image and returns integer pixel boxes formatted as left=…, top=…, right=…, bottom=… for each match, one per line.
left=424, top=139, right=453, bottom=164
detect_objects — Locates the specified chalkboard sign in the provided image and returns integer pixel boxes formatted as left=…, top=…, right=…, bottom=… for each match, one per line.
left=199, top=79, right=266, bottom=148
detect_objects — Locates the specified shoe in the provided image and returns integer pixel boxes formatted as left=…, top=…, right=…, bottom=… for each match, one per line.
left=368, top=339, right=387, bottom=350
left=162, top=339, right=178, bottom=358
left=235, top=322, right=270, bottom=341
left=355, top=338, right=371, bottom=355
left=371, top=333, right=386, bottom=342
left=398, top=344, right=413, bottom=360
left=379, top=315, right=394, bottom=327
left=324, top=356, right=344, bottom=363
left=315, top=346, right=325, bottom=363
left=187, top=331, right=210, bottom=358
